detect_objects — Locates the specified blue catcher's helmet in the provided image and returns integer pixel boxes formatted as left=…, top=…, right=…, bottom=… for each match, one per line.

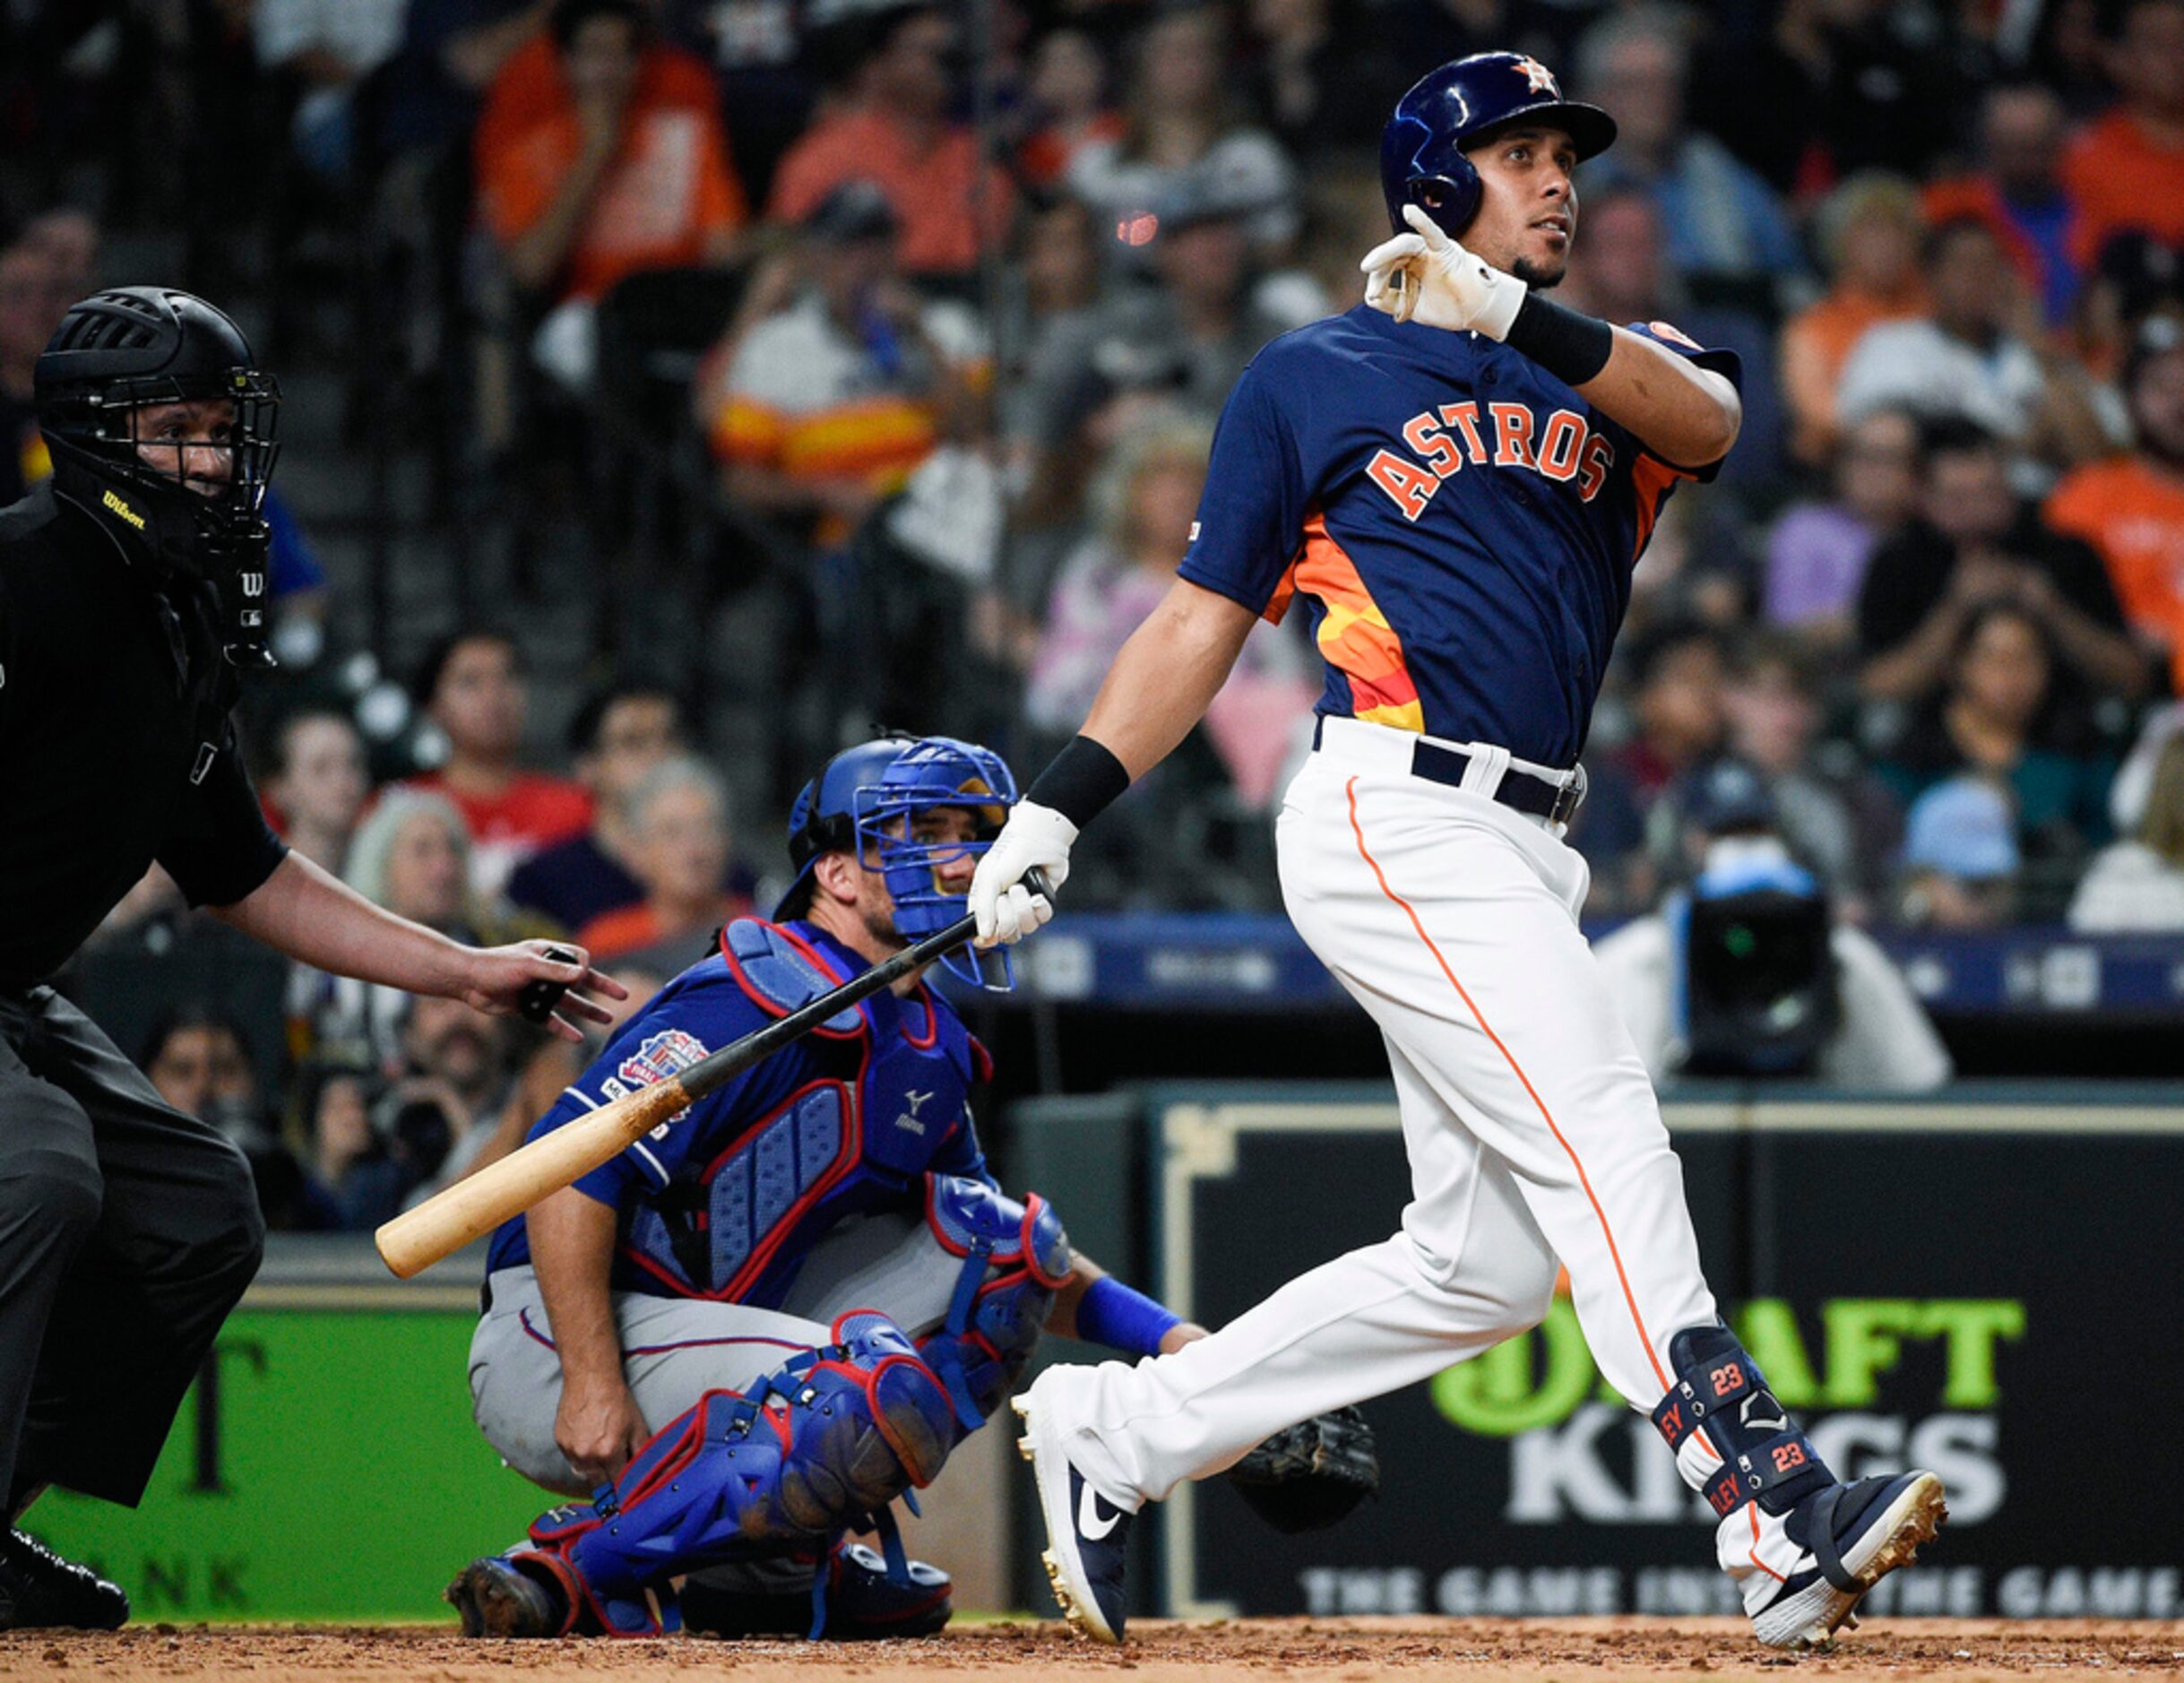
left=776, top=736, right=1020, bottom=989
left=1380, top=51, right=1616, bottom=239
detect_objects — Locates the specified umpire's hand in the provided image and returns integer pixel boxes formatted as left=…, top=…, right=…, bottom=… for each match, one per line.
left=459, top=941, right=629, bottom=1042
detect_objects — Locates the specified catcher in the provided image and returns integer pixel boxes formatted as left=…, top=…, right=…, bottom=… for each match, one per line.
left=446, top=736, right=1377, bottom=1640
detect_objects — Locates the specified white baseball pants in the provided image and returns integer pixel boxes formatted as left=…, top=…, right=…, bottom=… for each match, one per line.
left=1040, top=716, right=1720, bottom=1508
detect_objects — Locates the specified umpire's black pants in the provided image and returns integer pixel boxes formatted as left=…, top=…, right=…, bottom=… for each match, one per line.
left=0, top=986, right=264, bottom=1512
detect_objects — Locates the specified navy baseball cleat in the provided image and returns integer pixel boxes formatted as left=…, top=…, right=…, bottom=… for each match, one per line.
left=0, top=1531, right=127, bottom=1630
left=1737, top=1471, right=1947, bottom=1649
left=1014, top=1375, right=1131, bottom=1644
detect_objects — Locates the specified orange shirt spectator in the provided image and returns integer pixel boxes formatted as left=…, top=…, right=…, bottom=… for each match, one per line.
left=765, top=7, right=1011, bottom=278
left=2047, top=457, right=2184, bottom=686
left=2045, top=323, right=2184, bottom=688
left=2059, top=0, right=2184, bottom=269
left=2060, top=111, right=2184, bottom=271
left=477, top=6, right=747, bottom=303
left=770, top=110, right=1012, bottom=279
left=1779, top=174, right=1928, bottom=466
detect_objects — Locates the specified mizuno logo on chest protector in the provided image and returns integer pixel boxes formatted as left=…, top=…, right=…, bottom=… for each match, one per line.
left=894, top=1090, right=937, bottom=1134
left=1366, top=401, right=1618, bottom=521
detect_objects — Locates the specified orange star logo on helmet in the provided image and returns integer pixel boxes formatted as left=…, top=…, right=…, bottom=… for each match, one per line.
left=1515, top=55, right=1558, bottom=96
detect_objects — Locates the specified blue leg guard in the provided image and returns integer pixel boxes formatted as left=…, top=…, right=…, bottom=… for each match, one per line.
left=914, top=1176, right=1072, bottom=1437
left=1652, top=1324, right=1835, bottom=1519
left=519, top=1309, right=957, bottom=1637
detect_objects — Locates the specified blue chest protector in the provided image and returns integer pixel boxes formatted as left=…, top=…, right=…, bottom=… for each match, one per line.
left=621, top=919, right=991, bottom=1305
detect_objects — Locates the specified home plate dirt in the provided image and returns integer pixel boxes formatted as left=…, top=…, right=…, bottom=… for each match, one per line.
left=4, top=1618, right=2180, bottom=1681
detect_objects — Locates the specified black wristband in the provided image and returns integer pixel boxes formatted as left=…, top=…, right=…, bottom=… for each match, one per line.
left=1503, top=292, right=1615, bottom=387
left=1027, top=735, right=1131, bottom=829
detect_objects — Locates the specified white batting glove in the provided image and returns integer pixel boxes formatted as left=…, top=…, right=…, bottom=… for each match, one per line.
left=1361, top=204, right=1527, bottom=340
left=970, top=799, right=1076, bottom=946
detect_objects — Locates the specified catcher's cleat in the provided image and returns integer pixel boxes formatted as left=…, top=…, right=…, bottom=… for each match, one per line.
left=0, top=1531, right=127, bottom=1631
left=682, top=1542, right=953, bottom=1640
left=445, top=1555, right=569, bottom=1639
left=1014, top=1375, right=1130, bottom=1644
left=1737, top=1471, right=1947, bottom=1650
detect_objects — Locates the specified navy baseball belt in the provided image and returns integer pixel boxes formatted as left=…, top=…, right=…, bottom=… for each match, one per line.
left=1312, top=716, right=1588, bottom=826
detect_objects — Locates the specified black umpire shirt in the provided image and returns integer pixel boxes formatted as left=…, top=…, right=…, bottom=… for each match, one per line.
left=0, top=483, right=288, bottom=991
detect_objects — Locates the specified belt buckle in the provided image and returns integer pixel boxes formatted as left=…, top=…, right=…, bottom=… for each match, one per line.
left=1549, top=763, right=1588, bottom=826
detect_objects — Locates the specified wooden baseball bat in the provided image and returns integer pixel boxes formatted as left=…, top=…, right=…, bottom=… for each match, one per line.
left=373, top=872, right=1047, bottom=1279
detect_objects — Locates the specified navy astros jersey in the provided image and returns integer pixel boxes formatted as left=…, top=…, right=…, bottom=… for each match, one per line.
left=1179, top=303, right=1742, bottom=768
left=487, top=919, right=993, bottom=1305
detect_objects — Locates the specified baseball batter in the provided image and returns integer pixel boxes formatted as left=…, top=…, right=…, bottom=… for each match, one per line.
left=970, top=52, right=1946, bottom=1653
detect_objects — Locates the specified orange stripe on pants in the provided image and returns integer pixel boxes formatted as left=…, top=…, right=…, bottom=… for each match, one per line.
left=1342, top=774, right=1671, bottom=1394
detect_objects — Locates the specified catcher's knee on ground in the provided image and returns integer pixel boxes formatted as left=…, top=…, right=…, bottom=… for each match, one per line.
left=496, top=1309, right=958, bottom=1636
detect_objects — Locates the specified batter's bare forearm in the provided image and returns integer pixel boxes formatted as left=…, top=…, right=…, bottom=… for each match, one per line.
left=528, top=1187, right=626, bottom=1388
left=214, top=851, right=472, bottom=993
left=1575, top=332, right=1741, bottom=471
left=1080, top=577, right=1260, bottom=781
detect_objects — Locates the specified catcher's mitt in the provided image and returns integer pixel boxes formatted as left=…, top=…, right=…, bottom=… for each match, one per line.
left=1223, top=1406, right=1379, bottom=1534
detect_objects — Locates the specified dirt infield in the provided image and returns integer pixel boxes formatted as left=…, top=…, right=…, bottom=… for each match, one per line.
left=4, top=1618, right=2179, bottom=1682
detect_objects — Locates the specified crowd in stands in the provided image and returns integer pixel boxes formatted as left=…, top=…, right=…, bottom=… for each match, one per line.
left=6, top=0, right=2184, bottom=1218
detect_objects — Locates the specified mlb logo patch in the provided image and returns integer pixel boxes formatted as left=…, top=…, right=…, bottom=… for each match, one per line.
left=617, top=1029, right=709, bottom=1122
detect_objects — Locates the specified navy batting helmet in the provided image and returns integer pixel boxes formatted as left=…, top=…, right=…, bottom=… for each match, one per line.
left=1380, top=52, right=1616, bottom=239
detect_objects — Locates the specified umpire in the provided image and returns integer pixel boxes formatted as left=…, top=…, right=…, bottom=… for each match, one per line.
left=0, top=288, right=623, bottom=1631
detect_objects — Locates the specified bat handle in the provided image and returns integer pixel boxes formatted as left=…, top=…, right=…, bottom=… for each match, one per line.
left=518, top=945, right=582, bottom=1026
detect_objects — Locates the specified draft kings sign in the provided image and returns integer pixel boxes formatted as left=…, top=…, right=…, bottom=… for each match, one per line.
left=1164, top=1097, right=2184, bottom=1619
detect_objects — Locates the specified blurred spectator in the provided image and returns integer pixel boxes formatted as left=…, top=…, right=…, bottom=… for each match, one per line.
left=0, top=241, right=53, bottom=506
left=298, top=1059, right=401, bottom=1231
left=142, top=1008, right=327, bottom=1232
left=1765, top=408, right=1922, bottom=646
left=2069, top=731, right=2184, bottom=929
left=316, top=789, right=540, bottom=1067
left=1577, top=620, right=1731, bottom=911
left=476, top=0, right=747, bottom=388
left=507, top=680, right=686, bottom=930
left=402, top=628, right=595, bottom=896
left=1895, top=775, right=2021, bottom=928
left=1857, top=420, right=2147, bottom=709
left=380, top=995, right=515, bottom=1200
left=1923, top=82, right=2085, bottom=330
left=768, top=4, right=1013, bottom=280
left=1593, top=759, right=1950, bottom=1089
left=1780, top=174, right=1928, bottom=467
left=1558, top=185, right=1782, bottom=483
left=1089, top=184, right=1296, bottom=428
left=253, top=0, right=408, bottom=182
left=0, top=213, right=91, bottom=505
left=1066, top=6, right=1299, bottom=273
left=575, top=757, right=749, bottom=967
left=701, top=184, right=985, bottom=548
left=1875, top=600, right=2117, bottom=912
left=1027, top=422, right=1316, bottom=807
left=1722, top=634, right=1901, bottom=907
left=2060, top=0, right=2184, bottom=272
left=1692, top=0, right=1966, bottom=197
left=263, top=710, right=371, bottom=874
left=1246, top=0, right=1401, bottom=159
left=1018, top=29, right=1121, bottom=190
left=2044, top=315, right=2184, bottom=690
left=143, top=1008, right=259, bottom=1128
left=1836, top=218, right=2114, bottom=475
left=1576, top=10, right=1802, bottom=295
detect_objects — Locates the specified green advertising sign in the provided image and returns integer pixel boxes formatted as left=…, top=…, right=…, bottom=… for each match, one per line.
left=25, top=1308, right=548, bottom=1622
